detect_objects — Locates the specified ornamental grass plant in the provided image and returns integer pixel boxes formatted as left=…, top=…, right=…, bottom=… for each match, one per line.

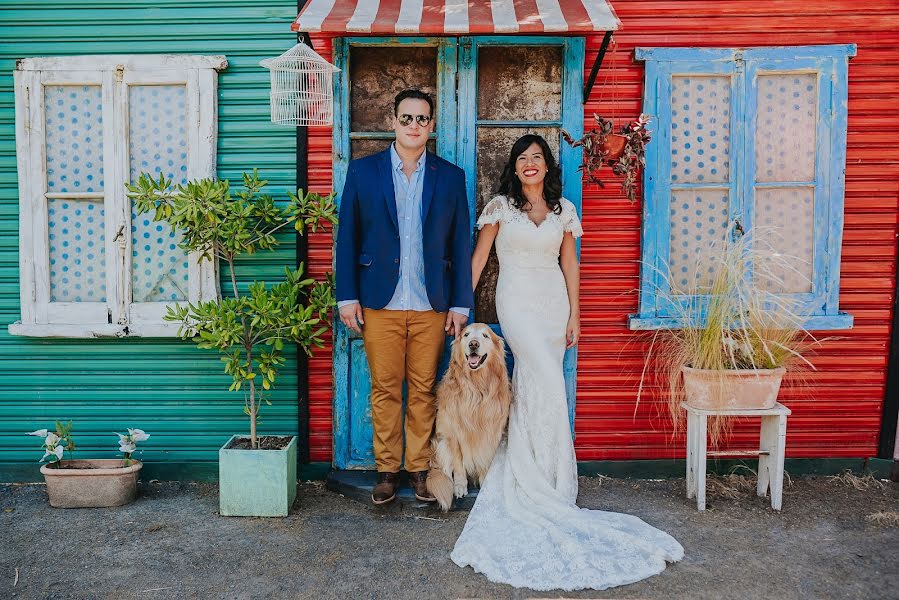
left=638, top=225, right=821, bottom=446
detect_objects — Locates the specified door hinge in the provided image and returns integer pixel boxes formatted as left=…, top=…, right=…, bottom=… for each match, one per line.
left=734, top=51, right=744, bottom=73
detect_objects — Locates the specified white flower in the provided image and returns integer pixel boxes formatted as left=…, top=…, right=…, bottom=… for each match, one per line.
left=119, top=441, right=136, bottom=454
left=41, top=445, right=64, bottom=462
left=45, top=432, right=61, bottom=446
left=28, top=429, right=49, bottom=438
left=128, top=428, right=150, bottom=442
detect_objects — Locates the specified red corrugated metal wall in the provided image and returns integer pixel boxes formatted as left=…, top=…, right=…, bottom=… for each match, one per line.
left=305, top=1, right=899, bottom=463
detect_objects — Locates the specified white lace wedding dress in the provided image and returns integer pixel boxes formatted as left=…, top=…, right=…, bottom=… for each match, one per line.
left=450, top=195, right=684, bottom=591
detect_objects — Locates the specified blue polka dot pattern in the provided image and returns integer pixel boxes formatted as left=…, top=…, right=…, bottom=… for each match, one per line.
left=670, top=76, right=731, bottom=184
left=755, top=187, right=814, bottom=293
left=44, top=86, right=104, bottom=193
left=128, top=85, right=189, bottom=302
left=669, top=190, right=729, bottom=294
left=755, top=74, right=817, bottom=182
left=48, top=199, right=106, bottom=302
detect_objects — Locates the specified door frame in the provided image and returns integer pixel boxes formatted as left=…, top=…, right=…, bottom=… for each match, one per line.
left=330, top=35, right=585, bottom=469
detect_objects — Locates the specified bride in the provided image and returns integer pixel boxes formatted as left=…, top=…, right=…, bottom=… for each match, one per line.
left=451, top=134, right=684, bottom=591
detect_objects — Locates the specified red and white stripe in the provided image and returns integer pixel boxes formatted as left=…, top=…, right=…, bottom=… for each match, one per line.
left=292, top=0, right=621, bottom=34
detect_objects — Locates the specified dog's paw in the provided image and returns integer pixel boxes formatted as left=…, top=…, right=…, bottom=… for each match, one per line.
left=453, top=481, right=468, bottom=498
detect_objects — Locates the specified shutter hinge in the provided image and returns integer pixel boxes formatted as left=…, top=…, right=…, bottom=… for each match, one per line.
left=115, top=64, right=125, bottom=82
left=23, top=85, right=30, bottom=132
left=734, top=51, right=745, bottom=73
left=732, top=216, right=745, bottom=240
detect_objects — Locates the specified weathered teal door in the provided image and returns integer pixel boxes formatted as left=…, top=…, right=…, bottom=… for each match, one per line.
left=331, top=36, right=583, bottom=470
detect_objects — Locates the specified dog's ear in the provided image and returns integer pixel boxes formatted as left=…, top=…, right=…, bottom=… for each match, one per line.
left=451, top=330, right=466, bottom=363
left=452, top=330, right=464, bottom=351
left=488, top=328, right=506, bottom=352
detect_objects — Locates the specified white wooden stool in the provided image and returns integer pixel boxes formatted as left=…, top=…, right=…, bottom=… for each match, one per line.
left=682, top=402, right=791, bottom=511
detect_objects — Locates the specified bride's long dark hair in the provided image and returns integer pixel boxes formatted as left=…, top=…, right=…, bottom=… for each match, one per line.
left=497, top=134, right=563, bottom=215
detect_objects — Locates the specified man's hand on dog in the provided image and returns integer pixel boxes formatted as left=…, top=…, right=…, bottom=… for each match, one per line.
left=445, top=311, right=468, bottom=338
left=339, top=302, right=364, bottom=335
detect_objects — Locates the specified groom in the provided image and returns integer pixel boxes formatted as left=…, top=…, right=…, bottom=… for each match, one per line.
left=336, top=89, right=473, bottom=505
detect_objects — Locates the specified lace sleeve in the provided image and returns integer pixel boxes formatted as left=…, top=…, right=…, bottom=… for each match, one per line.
left=561, top=199, right=584, bottom=238
left=477, top=196, right=506, bottom=228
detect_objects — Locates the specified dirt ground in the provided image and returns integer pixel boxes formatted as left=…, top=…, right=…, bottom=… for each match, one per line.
left=1, top=475, right=897, bottom=600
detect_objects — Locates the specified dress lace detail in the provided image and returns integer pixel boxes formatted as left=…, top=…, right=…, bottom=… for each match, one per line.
left=478, top=195, right=584, bottom=239
left=560, top=199, right=584, bottom=238
left=452, top=195, right=683, bottom=591
left=476, top=196, right=508, bottom=228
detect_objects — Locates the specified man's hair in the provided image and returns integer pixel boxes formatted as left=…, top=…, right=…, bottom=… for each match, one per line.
left=393, top=89, right=434, bottom=117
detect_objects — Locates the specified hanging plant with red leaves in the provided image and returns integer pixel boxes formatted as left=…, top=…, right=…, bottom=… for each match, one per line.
left=562, top=113, right=652, bottom=203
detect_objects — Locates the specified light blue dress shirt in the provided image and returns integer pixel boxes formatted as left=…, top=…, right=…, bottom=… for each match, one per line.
left=338, top=144, right=468, bottom=317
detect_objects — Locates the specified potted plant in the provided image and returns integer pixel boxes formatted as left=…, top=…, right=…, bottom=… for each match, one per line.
left=127, top=170, right=337, bottom=517
left=29, top=422, right=150, bottom=508
left=562, top=113, right=652, bottom=202
left=639, top=227, right=819, bottom=446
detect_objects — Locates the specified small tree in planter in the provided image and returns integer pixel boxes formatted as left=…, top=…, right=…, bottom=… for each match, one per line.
left=28, top=422, right=150, bottom=508
left=127, top=170, right=337, bottom=516
left=562, top=113, right=651, bottom=202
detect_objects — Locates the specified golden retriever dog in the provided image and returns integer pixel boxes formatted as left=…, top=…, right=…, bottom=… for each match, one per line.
left=426, top=323, right=512, bottom=511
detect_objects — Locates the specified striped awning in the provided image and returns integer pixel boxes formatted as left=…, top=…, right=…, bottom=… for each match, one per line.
left=292, top=0, right=621, bottom=34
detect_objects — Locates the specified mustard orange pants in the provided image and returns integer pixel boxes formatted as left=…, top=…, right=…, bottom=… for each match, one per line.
left=361, top=308, right=446, bottom=473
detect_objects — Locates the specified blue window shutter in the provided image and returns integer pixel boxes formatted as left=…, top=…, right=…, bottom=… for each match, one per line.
left=635, top=50, right=740, bottom=324
left=631, top=45, right=856, bottom=331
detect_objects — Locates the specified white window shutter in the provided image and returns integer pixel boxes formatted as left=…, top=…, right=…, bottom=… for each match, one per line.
left=10, top=55, right=225, bottom=338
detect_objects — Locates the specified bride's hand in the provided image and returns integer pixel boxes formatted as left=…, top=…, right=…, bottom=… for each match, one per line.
left=566, top=316, right=580, bottom=349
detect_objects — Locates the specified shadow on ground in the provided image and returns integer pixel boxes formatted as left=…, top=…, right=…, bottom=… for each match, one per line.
left=1, top=475, right=897, bottom=600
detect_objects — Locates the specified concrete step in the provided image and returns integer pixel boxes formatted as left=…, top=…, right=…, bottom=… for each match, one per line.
left=326, top=469, right=479, bottom=510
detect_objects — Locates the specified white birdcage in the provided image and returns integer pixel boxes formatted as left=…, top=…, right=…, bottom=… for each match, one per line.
left=260, top=42, right=340, bottom=126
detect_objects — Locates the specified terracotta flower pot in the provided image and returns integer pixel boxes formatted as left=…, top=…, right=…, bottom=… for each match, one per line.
left=682, top=366, right=786, bottom=410
left=600, top=133, right=628, bottom=162
left=40, top=459, right=142, bottom=508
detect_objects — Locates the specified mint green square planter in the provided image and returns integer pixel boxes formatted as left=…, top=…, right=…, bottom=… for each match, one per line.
left=219, top=435, right=297, bottom=517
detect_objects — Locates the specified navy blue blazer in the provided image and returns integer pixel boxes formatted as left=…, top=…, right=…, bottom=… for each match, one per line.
left=335, top=148, right=474, bottom=313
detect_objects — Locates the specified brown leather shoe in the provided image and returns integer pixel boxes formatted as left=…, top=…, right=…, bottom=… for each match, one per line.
left=371, top=471, right=399, bottom=505
left=408, top=470, right=436, bottom=502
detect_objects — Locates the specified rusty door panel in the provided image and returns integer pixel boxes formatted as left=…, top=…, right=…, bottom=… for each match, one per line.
left=477, top=46, right=562, bottom=121
left=350, top=46, right=438, bottom=131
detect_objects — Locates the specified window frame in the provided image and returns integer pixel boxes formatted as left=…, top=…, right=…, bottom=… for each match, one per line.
left=630, top=44, right=856, bottom=331
left=11, top=55, right=226, bottom=338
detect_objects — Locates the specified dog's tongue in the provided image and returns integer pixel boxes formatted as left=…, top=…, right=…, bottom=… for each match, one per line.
left=467, top=354, right=482, bottom=368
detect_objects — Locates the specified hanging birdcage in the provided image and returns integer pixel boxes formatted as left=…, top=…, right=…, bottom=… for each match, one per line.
left=260, top=42, right=340, bottom=126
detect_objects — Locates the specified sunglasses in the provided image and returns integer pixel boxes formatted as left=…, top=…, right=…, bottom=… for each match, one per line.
left=397, top=113, right=432, bottom=127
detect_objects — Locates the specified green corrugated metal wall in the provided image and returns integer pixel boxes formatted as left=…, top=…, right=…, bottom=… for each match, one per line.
left=0, top=1, right=300, bottom=481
